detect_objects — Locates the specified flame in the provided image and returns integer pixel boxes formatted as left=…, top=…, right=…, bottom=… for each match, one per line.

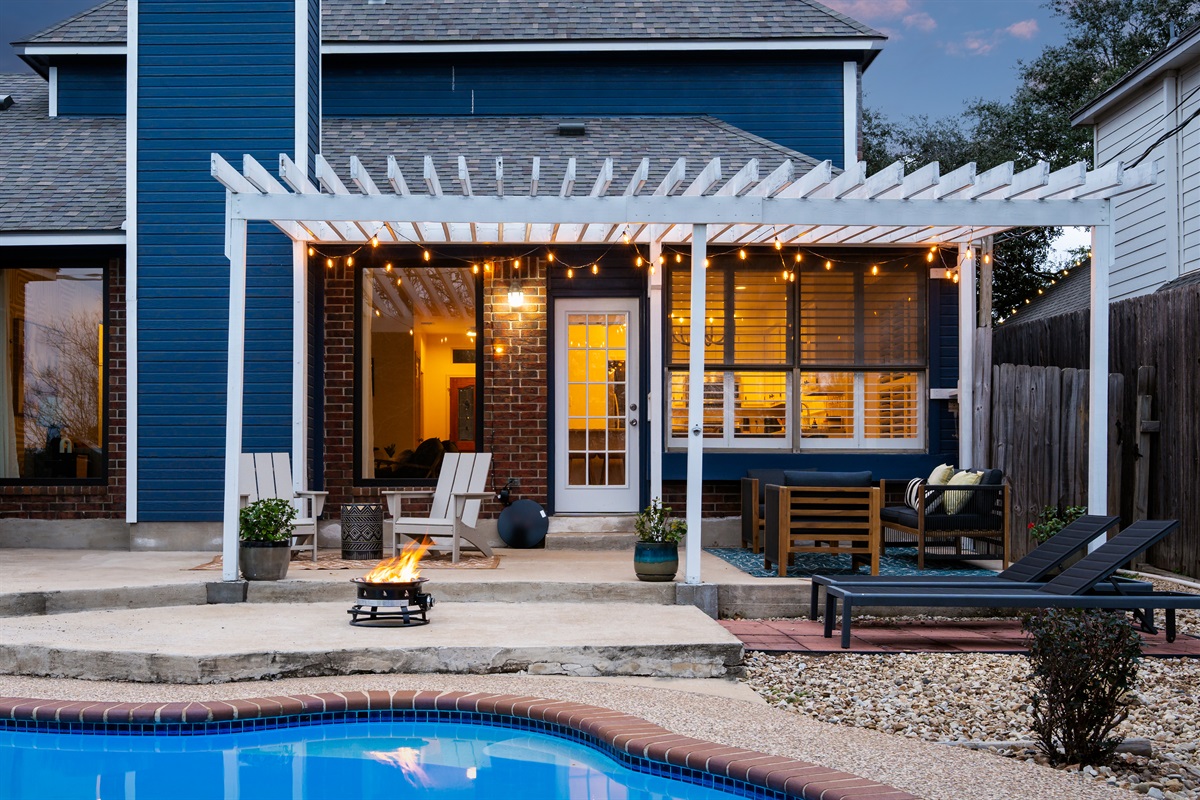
left=363, top=539, right=431, bottom=583
left=365, top=747, right=433, bottom=787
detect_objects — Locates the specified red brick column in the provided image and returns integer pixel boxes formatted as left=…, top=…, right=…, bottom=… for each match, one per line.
left=483, top=260, right=549, bottom=505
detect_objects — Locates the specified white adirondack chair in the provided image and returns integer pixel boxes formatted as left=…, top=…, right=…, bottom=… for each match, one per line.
left=383, top=452, right=493, bottom=563
left=239, top=453, right=328, bottom=561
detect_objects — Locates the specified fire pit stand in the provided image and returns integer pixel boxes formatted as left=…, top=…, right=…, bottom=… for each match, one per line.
left=348, top=577, right=434, bottom=627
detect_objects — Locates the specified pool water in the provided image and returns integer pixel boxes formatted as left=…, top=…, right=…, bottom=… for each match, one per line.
left=0, top=719, right=754, bottom=800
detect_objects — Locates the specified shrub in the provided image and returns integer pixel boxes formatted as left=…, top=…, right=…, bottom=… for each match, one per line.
left=1023, top=608, right=1142, bottom=766
left=1027, top=505, right=1088, bottom=544
left=239, top=498, right=297, bottom=543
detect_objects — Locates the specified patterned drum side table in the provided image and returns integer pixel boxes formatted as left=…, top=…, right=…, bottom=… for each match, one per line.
left=341, top=502, right=383, bottom=560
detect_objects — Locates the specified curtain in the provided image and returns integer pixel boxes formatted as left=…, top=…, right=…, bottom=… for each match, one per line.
left=0, top=272, right=19, bottom=477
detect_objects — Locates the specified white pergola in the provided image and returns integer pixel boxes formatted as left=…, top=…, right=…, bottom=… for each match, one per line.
left=212, top=151, right=1156, bottom=584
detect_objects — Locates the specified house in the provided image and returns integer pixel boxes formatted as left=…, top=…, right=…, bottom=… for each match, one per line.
left=0, top=1, right=1145, bottom=581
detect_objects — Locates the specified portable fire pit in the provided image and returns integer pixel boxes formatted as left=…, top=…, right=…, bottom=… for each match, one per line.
left=348, top=576, right=433, bottom=627
left=348, top=540, right=435, bottom=627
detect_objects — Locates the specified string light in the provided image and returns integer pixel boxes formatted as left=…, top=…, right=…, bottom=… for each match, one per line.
left=871, top=265, right=879, bottom=276
left=307, top=246, right=315, bottom=257
left=591, top=264, right=599, bottom=275
left=384, top=262, right=393, bottom=272
left=346, top=256, right=354, bottom=267
left=396, top=277, right=402, bottom=286
left=622, top=231, right=631, bottom=245
left=774, top=238, right=782, bottom=250
left=658, top=255, right=665, bottom=266
left=635, top=256, right=644, bottom=267
left=794, top=253, right=802, bottom=263
left=371, top=236, right=379, bottom=248
left=423, top=250, right=431, bottom=261
left=739, top=249, right=747, bottom=260
left=675, top=253, right=682, bottom=263
left=567, top=268, right=574, bottom=278
left=824, top=260, right=832, bottom=271
left=326, top=258, right=333, bottom=269
left=547, top=252, right=555, bottom=263
left=471, top=264, right=479, bottom=274
left=926, top=252, right=935, bottom=263
left=513, top=258, right=520, bottom=269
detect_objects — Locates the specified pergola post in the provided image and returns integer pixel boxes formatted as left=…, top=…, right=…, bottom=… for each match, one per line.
left=648, top=238, right=664, bottom=503
left=222, top=217, right=248, bottom=582
left=684, top=224, right=707, bottom=585
left=1088, top=220, right=1112, bottom=549
left=958, top=242, right=976, bottom=470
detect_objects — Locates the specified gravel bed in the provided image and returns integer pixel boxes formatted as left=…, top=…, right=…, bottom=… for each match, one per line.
left=743, top=577, right=1200, bottom=800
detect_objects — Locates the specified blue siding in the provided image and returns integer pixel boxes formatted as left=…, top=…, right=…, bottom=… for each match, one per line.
left=137, top=0, right=297, bottom=521
left=930, top=277, right=960, bottom=460
left=324, top=54, right=847, bottom=167
left=307, top=0, right=321, bottom=171
left=57, top=59, right=125, bottom=116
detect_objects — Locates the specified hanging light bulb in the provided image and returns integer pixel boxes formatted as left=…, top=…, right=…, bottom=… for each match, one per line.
left=371, top=236, right=379, bottom=248
left=484, top=262, right=492, bottom=273
left=739, top=249, right=747, bottom=260
left=952, top=272, right=960, bottom=284
left=547, top=252, right=555, bottom=263
left=983, top=254, right=991, bottom=264
left=774, top=238, right=782, bottom=250
left=658, top=255, right=665, bottom=266
left=782, top=269, right=789, bottom=280
left=945, top=268, right=952, bottom=279
left=795, top=252, right=803, bottom=263
left=374, top=308, right=380, bottom=317
left=675, top=253, right=682, bottom=263
left=471, top=263, right=479, bottom=274
left=926, top=252, right=935, bottom=263
left=513, top=258, right=520, bottom=269
left=789, top=271, right=795, bottom=282
left=385, top=262, right=393, bottom=272
left=346, top=256, right=354, bottom=267
left=567, top=267, right=574, bottom=279
left=423, top=250, right=431, bottom=262
left=704, top=258, right=710, bottom=267
left=871, top=265, right=879, bottom=276
left=307, top=246, right=315, bottom=257
left=326, top=258, right=333, bottom=269
left=635, top=256, right=644, bottom=267
left=591, top=263, right=599, bottom=275
left=824, top=260, right=832, bottom=271
left=396, top=277, right=403, bottom=287
left=508, top=279, right=525, bottom=308
left=622, top=231, right=631, bottom=244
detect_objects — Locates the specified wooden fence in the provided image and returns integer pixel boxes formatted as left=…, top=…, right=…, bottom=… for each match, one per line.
left=993, top=283, right=1200, bottom=577
left=985, top=365, right=1124, bottom=563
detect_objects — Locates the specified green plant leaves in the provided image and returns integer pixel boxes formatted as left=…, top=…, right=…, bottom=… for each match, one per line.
left=239, top=498, right=298, bottom=543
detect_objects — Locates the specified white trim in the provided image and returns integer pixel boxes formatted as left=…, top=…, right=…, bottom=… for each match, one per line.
left=125, top=0, right=138, bottom=525
left=648, top=239, right=663, bottom=503
left=47, top=66, right=58, bottom=117
left=292, top=240, right=308, bottom=494
left=0, top=232, right=125, bottom=246
left=223, top=217, right=249, bottom=582
left=1072, top=28, right=1200, bottom=125
left=843, top=61, right=857, bottom=170
left=15, top=44, right=126, bottom=56
left=294, top=0, right=309, bottom=177
left=685, top=224, right=707, bottom=586
left=323, top=38, right=883, bottom=56
left=957, top=243, right=976, bottom=469
left=1087, top=221, right=1112, bottom=544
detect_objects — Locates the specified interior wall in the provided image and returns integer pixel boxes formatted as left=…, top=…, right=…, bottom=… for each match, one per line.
left=371, top=331, right=416, bottom=455
left=419, top=334, right=475, bottom=442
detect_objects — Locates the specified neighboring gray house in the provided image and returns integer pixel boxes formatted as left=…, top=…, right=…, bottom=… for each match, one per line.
left=1072, top=22, right=1200, bottom=300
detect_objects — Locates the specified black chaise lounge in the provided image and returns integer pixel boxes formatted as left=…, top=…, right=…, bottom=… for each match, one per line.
left=822, top=519, right=1194, bottom=648
left=808, top=514, right=1124, bottom=619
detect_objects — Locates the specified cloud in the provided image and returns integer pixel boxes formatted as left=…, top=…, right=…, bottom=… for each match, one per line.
left=820, top=0, right=915, bottom=24
left=1005, top=19, right=1039, bottom=40
left=903, top=12, right=936, bottom=32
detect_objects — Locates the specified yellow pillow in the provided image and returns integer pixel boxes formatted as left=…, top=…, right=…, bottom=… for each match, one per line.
left=927, top=464, right=955, bottom=485
left=943, top=470, right=983, bottom=514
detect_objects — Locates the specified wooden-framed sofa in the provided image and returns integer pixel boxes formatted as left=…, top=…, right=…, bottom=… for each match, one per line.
left=740, top=468, right=790, bottom=553
left=880, top=468, right=1010, bottom=569
left=762, top=471, right=881, bottom=577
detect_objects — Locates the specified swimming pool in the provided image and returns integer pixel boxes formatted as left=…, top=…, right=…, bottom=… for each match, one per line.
left=0, top=691, right=911, bottom=800
left=2, top=718, right=747, bottom=799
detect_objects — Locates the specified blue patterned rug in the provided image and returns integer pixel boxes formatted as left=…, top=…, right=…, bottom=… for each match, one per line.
left=705, top=547, right=999, bottom=578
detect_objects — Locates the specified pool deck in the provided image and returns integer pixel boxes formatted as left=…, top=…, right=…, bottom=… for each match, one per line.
left=0, top=547, right=1142, bottom=800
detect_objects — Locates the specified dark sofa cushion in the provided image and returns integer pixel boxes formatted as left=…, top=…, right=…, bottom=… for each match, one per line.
left=784, top=470, right=873, bottom=488
left=881, top=505, right=1001, bottom=531
left=746, top=469, right=789, bottom=504
left=979, top=468, right=1004, bottom=486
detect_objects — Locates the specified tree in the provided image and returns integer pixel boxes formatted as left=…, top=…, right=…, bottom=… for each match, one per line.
left=864, top=0, right=1200, bottom=317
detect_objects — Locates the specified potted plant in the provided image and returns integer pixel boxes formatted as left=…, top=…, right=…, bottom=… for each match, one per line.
left=239, top=498, right=297, bottom=581
left=633, top=498, right=686, bottom=582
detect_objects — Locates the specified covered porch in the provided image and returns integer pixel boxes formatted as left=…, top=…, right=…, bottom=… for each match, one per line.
left=211, top=148, right=1156, bottom=584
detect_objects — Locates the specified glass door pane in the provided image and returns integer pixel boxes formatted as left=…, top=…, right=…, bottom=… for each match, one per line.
left=565, top=312, right=628, bottom=487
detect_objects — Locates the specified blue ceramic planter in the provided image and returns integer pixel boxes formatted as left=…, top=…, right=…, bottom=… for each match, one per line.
left=634, top=541, right=679, bottom=582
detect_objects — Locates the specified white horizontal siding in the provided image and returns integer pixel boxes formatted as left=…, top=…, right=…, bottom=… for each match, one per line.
left=1096, top=83, right=1172, bottom=299
left=1179, top=63, right=1200, bottom=274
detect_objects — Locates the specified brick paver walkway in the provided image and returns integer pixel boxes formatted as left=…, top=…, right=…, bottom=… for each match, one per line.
left=721, top=618, right=1200, bottom=655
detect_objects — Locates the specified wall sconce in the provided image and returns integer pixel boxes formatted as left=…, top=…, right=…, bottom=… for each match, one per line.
left=508, top=279, right=525, bottom=308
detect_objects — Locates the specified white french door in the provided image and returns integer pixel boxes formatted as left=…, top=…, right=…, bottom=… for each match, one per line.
left=553, top=298, right=641, bottom=513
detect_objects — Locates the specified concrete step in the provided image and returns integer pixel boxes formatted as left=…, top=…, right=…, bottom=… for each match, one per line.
left=0, top=601, right=744, bottom=682
left=547, top=515, right=637, bottom=534
left=543, top=531, right=637, bottom=550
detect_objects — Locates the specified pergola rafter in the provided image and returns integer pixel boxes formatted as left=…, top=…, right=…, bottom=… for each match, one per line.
left=211, top=150, right=1156, bottom=586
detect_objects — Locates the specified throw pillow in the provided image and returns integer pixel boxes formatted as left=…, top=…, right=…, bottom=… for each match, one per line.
left=927, top=463, right=955, bottom=485
left=943, top=470, right=984, bottom=514
left=904, top=477, right=924, bottom=510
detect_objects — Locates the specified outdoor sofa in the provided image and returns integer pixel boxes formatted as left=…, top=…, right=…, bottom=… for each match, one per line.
left=762, top=470, right=881, bottom=577
left=880, top=468, right=1010, bottom=569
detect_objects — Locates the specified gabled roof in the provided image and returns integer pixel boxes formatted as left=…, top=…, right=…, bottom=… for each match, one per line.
left=1001, top=267, right=1090, bottom=326
left=0, top=73, right=125, bottom=233
left=1073, top=20, right=1200, bottom=126
left=322, top=115, right=822, bottom=195
left=16, top=0, right=882, bottom=46
left=16, top=0, right=127, bottom=46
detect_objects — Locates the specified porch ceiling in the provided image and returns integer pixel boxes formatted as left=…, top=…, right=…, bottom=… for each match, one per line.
left=211, top=151, right=1157, bottom=247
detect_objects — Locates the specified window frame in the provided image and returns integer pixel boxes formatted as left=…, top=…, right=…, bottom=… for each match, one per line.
left=664, top=249, right=929, bottom=453
left=0, top=256, right=112, bottom=486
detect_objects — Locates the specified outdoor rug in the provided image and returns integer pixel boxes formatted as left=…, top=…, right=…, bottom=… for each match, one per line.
left=705, top=546, right=996, bottom=578
left=189, top=551, right=500, bottom=571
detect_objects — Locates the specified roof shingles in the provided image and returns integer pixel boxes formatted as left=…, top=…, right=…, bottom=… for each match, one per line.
left=19, top=0, right=880, bottom=45
left=0, top=74, right=125, bottom=233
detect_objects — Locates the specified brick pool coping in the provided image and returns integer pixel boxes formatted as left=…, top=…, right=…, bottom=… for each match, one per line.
left=0, top=690, right=916, bottom=800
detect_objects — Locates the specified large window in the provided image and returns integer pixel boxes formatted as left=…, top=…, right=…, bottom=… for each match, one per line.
left=359, top=258, right=480, bottom=482
left=667, top=249, right=926, bottom=450
left=1, top=266, right=106, bottom=481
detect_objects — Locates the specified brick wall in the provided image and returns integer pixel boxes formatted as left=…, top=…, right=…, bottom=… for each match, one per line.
left=0, top=258, right=126, bottom=519
left=662, top=480, right=741, bottom=517
left=320, top=257, right=549, bottom=518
